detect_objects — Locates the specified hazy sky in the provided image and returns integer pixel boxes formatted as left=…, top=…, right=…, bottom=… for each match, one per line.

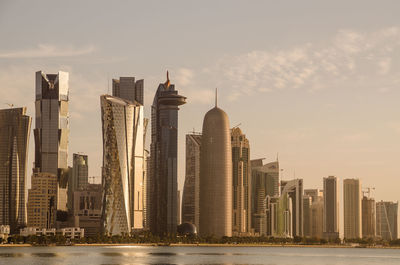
left=1, top=0, right=400, bottom=208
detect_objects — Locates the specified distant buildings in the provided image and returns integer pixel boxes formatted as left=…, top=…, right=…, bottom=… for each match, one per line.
left=199, top=96, right=232, bottom=237
left=71, top=184, right=102, bottom=237
left=0, top=107, right=31, bottom=233
left=112, top=76, right=144, bottom=105
left=34, top=71, right=70, bottom=212
left=68, top=153, right=89, bottom=211
left=251, top=159, right=279, bottom=234
left=148, top=73, right=186, bottom=236
left=343, top=178, right=362, bottom=239
left=182, top=133, right=201, bottom=230
left=362, top=195, right=376, bottom=238
left=100, top=94, right=145, bottom=235
left=302, top=195, right=312, bottom=237
left=231, top=127, right=251, bottom=235
left=323, top=176, right=339, bottom=239
left=265, top=193, right=292, bottom=238
left=27, top=173, right=57, bottom=229
left=376, top=201, right=398, bottom=240
left=281, top=179, right=303, bottom=237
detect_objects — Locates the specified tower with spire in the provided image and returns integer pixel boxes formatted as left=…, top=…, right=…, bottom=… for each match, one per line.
left=148, top=71, right=186, bottom=236
left=199, top=89, right=233, bottom=237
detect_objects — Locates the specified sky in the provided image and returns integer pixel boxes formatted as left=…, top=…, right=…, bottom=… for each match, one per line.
left=1, top=0, right=400, bottom=214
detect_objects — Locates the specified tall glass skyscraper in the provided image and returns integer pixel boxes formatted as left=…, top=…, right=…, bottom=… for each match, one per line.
left=149, top=72, right=186, bottom=236
left=231, top=127, right=251, bottom=235
left=323, top=176, right=339, bottom=239
left=343, top=178, right=362, bottom=239
left=182, top=133, right=201, bottom=229
left=34, top=71, right=69, bottom=212
left=0, top=107, right=31, bottom=233
left=100, top=95, right=145, bottom=235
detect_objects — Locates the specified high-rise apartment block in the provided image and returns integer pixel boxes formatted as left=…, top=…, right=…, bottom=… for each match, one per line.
left=182, top=133, right=201, bottom=229
left=148, top=72, right=186, bottom=236
left=251, top=159, right=279, bottom=234
left=303, top=195, right=312, bottom=237
left=231, top=127, right=251, bottom=235
left=68, top=153, right=89, bottom=211
left=100, top=94, right=145, bottom=235
left=199, top=97, right=232, bottom=237
left=323, top=176, right=339, bottom=239
left=362, top=195, right=376, bottom=238
left=376, top=201, right=398, bottom=240
left=0, top=108, right=31, bottom=233
left=27, top=173, right=57, bottom=228
left=112, top=77, right=144, bottom=105
left=281, top=179, right=303, bottom=237
left=343, top=178, right=362, bottom=239
left=34, top=71, right=70, bottom=212
left=304, top=189, right=324, bottom=238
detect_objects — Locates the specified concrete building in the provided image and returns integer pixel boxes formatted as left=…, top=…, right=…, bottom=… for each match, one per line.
left=68, top=154, right=89, bottom=211
left=376, top=201, right=398, bottom=241
left=148, top=72, right=186, bottom=236
left=310, top=196, right=324, bottom=238
left=251, top=159, right=279, bottom=232
left=303, top=195, right=312, bottom=237
left=362, top=195, right=376, bottom=238
left=343, top=178, right=362, bottom=239
left=231, top=127, right=251, bottom=236
left=71, top=184, right=102, bottom=237
left=100, top=95, right=145, bottom=235
left=0, top=107, right=31, bottom=233
left=182, top=133, right=201, bottom=230
left=0, top=225, right=10, bottom=240
left=323, top=176, right=339, bottom=239
left=265, top=194, right=292, bottom=238
left=281, top=179, right=303, bottom=237
left=34, top=71, right=70, bottom=213
left=20, top=227, right=56, bottom=237
left=112, top=76, right=144, bottom=105
left=199, top=94, right=232, bottom=237
left=59, top=227, right=84, bottom=239
left=27, top=173, right=57, bottom=228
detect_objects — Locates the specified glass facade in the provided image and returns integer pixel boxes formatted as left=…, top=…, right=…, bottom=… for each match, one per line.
left=0, top=108, right=31, bottom=233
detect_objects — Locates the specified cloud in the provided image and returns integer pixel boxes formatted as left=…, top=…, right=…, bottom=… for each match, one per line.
left=196, top=27, right=400, bottom=101
left=0, top=44, right=95, bottom=58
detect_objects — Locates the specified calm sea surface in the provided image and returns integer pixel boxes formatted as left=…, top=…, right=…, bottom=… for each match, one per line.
left=0, top=245, right=399, bottom=265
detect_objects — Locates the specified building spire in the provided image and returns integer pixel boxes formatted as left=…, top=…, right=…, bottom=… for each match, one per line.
left=215, top=87, right=218, bottom=107
left=164, top=70, right=171, bottom=89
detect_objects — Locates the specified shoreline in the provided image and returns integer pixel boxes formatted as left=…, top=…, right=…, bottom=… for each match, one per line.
left=1, top=243, right=399, bottom=249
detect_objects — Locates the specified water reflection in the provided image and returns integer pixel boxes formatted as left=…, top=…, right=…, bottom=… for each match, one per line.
left=31, top=252, right=58, bottom=257
left=0, top=253, right=24, bottom=258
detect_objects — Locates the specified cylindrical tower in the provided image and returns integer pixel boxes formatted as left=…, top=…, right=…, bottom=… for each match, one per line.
left=199, top=106, right=232, bottom=237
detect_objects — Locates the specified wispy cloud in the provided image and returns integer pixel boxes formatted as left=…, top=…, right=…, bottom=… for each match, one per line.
left=0, top=44, right=95, bottom=58
left=195, top=27, right=400, bottom=101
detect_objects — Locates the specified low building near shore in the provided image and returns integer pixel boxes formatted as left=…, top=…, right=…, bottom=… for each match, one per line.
left=0, top=225, right=10, bottom=240
left=20, top=227, right=84, bottom=239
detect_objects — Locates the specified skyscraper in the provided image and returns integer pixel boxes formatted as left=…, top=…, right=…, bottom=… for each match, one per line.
left=34, top=71, right=69, bottom=212
left=231, top=127, right=251, bottom=235
left=281, top=179, right=303, bottom=237
left=68, top=153, right=89, bottom=211
left=303, top=195, right=312, bottom=237
left=343, top=178, right=362, bottom=239
left=304, top=189, right=324, bottom=238
left=251, top=159, right=279, bottom=232
left=199, top=94, right=232, bottom=237
left=323, top=176, right=339, bottom=239
left=149, top=72, right=186, bottom=236
left=112, top=77, right=144, bottom=105
left=0, top=107, right=31, bottom=233
left=100, top=95, right=145, bottom=235
left=362, top=195, right=376, bottom=238
left=376, top=201, right=398, bottom=240
left=27, top=173, right=57, bottom=228
left=182, top=133, right=201, bottom=229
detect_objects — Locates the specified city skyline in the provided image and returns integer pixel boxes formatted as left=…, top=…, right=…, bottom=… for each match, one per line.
left=1, top=1, right=400, bottom=239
